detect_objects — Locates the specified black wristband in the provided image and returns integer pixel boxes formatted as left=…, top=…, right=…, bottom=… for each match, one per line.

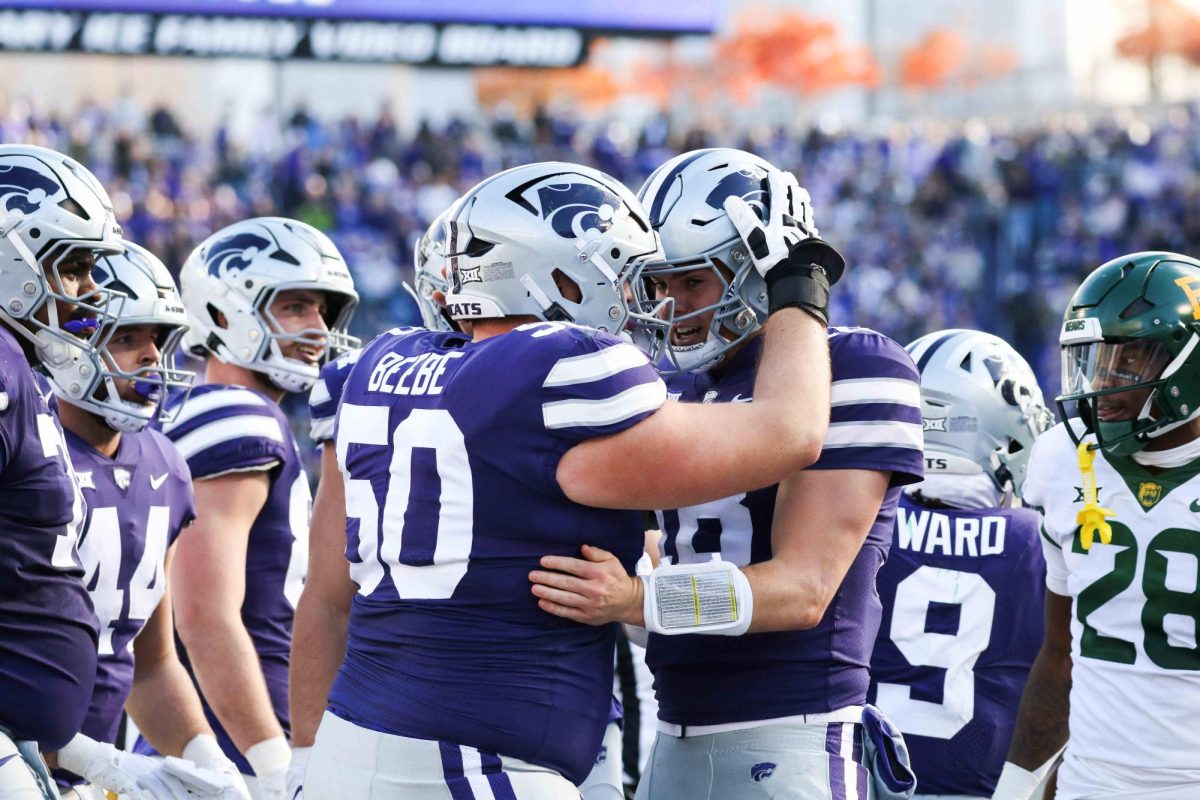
left=766, top=263, right=831, bottom=326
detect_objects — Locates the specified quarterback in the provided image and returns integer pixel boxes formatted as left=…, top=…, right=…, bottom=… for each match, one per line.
left=996, top=252, right=1200, bottom=800
left=531, top=149, right=923, bottom=800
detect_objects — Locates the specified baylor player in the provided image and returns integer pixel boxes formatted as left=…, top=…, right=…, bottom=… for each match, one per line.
left=996, top=252, right=1200, bottom=800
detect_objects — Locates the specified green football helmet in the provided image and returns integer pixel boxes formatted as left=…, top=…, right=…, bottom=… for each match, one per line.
left=1058, top=251, right=1200, bottom=455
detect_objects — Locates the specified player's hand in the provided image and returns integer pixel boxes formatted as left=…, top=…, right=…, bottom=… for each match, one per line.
left=56, top=735, right=194, bottom=800
left=182, top=733, right=252, bottom=799
left=530, top=545, right=644, bottom=627
left=724, top=171, right=844, bottom=287
left=286, top=746, right=311, bottom=800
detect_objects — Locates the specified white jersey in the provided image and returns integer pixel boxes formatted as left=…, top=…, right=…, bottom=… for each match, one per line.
left=1024, top=422, right=1200, bottom=790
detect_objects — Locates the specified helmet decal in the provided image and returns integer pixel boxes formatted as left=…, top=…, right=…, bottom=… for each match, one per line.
left=537, top=183, right=622, bottom=240
left=704, top=168, right=769, bottom=221
left=0, top=164, right=61, bottom=215
left=205, top=232, right=273, bottom=277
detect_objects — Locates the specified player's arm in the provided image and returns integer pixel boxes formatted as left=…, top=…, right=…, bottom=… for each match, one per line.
left=289, top=443, right=355, bottom=749
left=170, top=471, right=286, bottom=754
left=127, top=548, right=218, bottom=755
left=557, top=306, right=830, bottom=510
left=993, top=589, right=1072, bottom=799
left=532, top=468, right=889, bottom=632
left=741, top=467, right=890, bottom=631
left=129, top=547, right=251, bottom=796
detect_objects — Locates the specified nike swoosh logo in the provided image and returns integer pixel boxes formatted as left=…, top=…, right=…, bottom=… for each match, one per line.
left=1191, top=499, right=1200, bottom=513
left=731, top=394, right=753, bottom=403
left=150, top=473, right=169, bottom=491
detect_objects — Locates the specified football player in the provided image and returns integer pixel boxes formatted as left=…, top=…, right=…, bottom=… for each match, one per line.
left=294, top=160, right=841, bottom=798
left=869, top=330, right=1053, bottom=800
left=0, top=144, right=124, bottom=798
left=289, top=207, right=628, bottom=800
left=136, top=218, right=358, bottom=800
left=995, top=252, right=1200, bottom=800
left=50, top=242, right=250, bottom=800
left=528, top=149, right=924, bottom=800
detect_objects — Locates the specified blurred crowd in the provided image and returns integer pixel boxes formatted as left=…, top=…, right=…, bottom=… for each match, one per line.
left=7, top=96, right=1200, bottom=408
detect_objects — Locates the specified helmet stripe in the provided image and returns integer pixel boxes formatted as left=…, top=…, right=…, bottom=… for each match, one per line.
left=912, top=329, right=961, bottom=373
left=647, top=150, right=710, bottom=226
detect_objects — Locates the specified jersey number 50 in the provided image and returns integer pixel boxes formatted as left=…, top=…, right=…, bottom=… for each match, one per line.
left=337, top=405, right=472, bottom=599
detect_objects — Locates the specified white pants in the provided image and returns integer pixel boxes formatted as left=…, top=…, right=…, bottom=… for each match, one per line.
left=578, top=723, right=623, bottom=800
left=636, top=718, right=873, bottom=800
left=1056, top=750, right=1200, bottom=800
left=305, top=711, right=581, bottom=799
left=0, top=731, right=53, bottom=800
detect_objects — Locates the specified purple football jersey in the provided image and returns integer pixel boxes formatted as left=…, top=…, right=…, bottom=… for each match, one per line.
left=868, top=494, right=1045, bottom=797
left=329, top=323, right=665, bottom=785
left=0, top=326, right=98, bottom=750
left=309, top=349, right=360, bottom=445
left=69, top=428, right=196, bottom=744
left=646, top=328, right=924, bottom=726
left=139, top=384, right=309, bottom=772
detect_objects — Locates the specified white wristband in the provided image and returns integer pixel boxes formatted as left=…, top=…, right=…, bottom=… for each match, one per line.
left=182, top=733, right=226, bottom=768
left=992, top=761, right=1041, bottom=800
left=641, top=558, right=754, bottom=636
left=245, top=736, right=290, bottom=777
left=55, top=733, right=102, bottom=778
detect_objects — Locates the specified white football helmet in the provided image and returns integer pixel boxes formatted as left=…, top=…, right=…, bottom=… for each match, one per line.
left=631, top=148, right=820, bottom=373
left=906, top=329, right=1054, bottom=497
left=60, top=241, right=195, bottom=432
left=409, top=202, right=457, bottom=331
left=180, top=217, right=359, bottom=393
left=442, top=162, right=662, bottom=334
left=0, top=144, right=126, bottom=398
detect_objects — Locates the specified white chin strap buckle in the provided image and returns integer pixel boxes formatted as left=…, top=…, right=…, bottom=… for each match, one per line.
left=641, top=557, right=753, bottom=637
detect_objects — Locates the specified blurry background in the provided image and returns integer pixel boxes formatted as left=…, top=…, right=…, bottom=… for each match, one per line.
left=4, top=0, right=1200, bottom=406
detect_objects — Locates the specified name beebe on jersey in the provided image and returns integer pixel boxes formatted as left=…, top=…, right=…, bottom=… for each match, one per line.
left=367, top=350, right=464, bottom=396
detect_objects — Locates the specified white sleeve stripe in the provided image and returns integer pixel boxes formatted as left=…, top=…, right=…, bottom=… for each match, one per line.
left=172, top=415, right=285, bottom=460
left=310, top=378, right=331, bottom=407
left=831, top=378, right=921, bottom=408
left=310, top=416, right=335, bottom=443
left=543, top=380, right=666, bottom=430
left=822, top=420, right=924, bottom=450
left=163, top=390, right=268, bottom=432
left=542, top=343, right=650, bottom=388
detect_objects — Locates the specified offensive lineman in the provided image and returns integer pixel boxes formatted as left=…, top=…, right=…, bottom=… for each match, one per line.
left=296, top=160, right=842, bottom=797
left=869, top=330, right=1052, bottom=799
left=995, top=252, right=1200, bottom=800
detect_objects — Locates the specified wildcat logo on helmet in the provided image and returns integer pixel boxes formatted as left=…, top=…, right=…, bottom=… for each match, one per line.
left=0, top=164, right=61, bottom=215
left=536, top=183, right=622, bottom=241
left=705, top=167, right=769, bottom=221
left=203, top=231, right=294, bottom=278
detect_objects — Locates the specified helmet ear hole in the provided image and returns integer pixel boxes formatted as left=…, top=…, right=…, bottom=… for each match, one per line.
left=551, top=269, right=582, bottom=304
left=206, top=303, right=228, bottom=329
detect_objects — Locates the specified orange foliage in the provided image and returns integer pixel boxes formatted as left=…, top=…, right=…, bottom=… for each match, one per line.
left=1117, top=0, right=1200, bottom=65
left=716, top=11, right=881, bottom=96
left=475, top=66, right=621, bottom=113
left=900, top=29, right=968, bottom=89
